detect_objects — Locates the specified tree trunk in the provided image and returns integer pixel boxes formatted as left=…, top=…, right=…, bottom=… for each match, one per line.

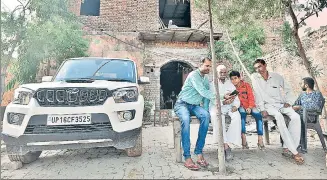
left=46, top=58, right=51, bottom=76
left=0, top=66, right=6, bottom=105
left=288, top=2, right=327, bottom=125
left=208, top=0, right=226, bottom=174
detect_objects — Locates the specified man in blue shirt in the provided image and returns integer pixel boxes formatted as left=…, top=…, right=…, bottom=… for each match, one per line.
left=174, top=57, right=214, bottom=170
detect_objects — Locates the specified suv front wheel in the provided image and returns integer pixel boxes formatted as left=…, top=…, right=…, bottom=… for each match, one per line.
left=8, top=151, right=42, bottom=164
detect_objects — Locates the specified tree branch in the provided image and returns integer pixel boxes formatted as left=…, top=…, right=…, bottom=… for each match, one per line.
left=197, top=19, right=208, bottom=29
left=298, top=8, right=320, bottom=25
left=17, top=0, right=24, bottom=7
left=288, top=1, right=299, bottom=31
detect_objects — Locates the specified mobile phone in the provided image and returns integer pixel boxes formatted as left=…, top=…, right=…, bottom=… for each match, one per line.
left=230, top=90, right=239, bottom=96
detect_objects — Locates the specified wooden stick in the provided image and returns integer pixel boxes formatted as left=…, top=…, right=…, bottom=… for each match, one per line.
left=208, top=0, right=226, bottom=174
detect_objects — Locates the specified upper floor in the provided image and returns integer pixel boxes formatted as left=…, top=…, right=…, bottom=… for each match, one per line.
left=68, top=0, right=217, bottom=33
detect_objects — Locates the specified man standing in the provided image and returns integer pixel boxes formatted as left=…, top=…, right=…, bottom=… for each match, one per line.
left=251, top=59, right=304, bottom=164
left=210, top=65, right=242, bottom=161
left=293, top=77, right=325, bottom=152
left=174, top=57, right=213, bottom=170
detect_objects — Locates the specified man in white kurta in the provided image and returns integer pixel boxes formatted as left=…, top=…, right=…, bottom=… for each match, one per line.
left=209, top=65, right=242, bottom=160
left=251, top=59, right=304, bottom=164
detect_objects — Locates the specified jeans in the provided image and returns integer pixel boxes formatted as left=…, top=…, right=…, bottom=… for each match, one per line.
left=174, top=99, right=210, bottom=159
left=239, top=107, right=263, bottom=135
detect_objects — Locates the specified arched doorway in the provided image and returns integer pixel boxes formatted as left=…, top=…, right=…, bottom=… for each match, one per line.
left=160, top=61, right=193, bottom=109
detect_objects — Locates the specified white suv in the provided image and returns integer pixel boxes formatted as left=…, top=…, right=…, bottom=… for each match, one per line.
left=1, top=57, right=149, bottom=164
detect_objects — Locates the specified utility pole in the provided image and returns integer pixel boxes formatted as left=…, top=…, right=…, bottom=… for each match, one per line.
left=208, top=0, right=226, bottom=174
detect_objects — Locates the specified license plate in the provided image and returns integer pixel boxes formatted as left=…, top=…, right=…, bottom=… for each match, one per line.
left=47, top=114, right=91, bottom=125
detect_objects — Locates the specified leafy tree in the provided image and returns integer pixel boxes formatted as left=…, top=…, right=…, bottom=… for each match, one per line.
left=231, top=25, right=266, bottom=72
left=1, top=0, right=89, bottom=91
left=195, top=0, right=327, bottom=119
left=195, top=0, right=327, bottom=90
left=208, top=24, right=266, bottom=73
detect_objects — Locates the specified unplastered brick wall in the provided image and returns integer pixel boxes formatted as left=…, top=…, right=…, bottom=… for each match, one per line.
left=190, top=0, right=222, bottom=32
left=68, top=0, right=159, bottom=32
left=68, top=0, right=225, bottom=33
left=82, top=31, right=145, bottom=76
left=260, top=17, right=284, bottom=54
left=263, top=27, right=327, bottom=98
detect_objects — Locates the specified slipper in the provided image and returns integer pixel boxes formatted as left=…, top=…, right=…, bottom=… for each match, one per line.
left=184, top=163, right=200, bottom=171
left=292, top=154, right=304, bottom=165
left=197, top=159, right=209, bottom=167
left=242, top=142, right=249, bottom=149
left=282, top=149, right=292, bottom=158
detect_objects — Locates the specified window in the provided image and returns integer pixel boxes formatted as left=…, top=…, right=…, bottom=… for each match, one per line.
left=159, top=0, right=191, bottom=28
left=80, top=0, right=100, bottom=16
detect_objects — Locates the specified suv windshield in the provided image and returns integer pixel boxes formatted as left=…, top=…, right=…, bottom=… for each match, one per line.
left=54, top=59, right=136, bottom=83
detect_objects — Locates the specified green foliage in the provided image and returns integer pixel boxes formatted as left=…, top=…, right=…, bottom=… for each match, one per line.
left=281, top=21, right=298, bottom=57
left=208, top=25, right=265, bottom=73
left=232, top=26, right=265, bottom=72
left=196, top=0, right=327, bottom=78
left=209, top=41, right=233, bottom=61
left=2, top=0, right=89, bottom=90
left=194, top=0, right=284, bottom=28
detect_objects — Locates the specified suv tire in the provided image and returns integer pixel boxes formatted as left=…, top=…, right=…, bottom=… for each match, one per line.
left=8, top=151, right=42, bottom=164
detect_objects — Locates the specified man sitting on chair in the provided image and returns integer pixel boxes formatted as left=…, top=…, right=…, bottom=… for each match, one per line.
left=293, top=77, right=325, bottom=152
left=174, top=57, right=214, bottom=170
left=251, top=59, right=304, bottom=165
left=210, top=65, right=242, bottom=161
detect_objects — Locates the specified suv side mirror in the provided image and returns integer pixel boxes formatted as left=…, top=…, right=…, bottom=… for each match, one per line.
left=42, top=76, right=53, bottom=82
left=138, top=76, right=150, bottom=84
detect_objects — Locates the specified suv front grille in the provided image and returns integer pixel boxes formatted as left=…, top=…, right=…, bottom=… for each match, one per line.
left=24, top=122, right=112, bottom=134
left=34, top=88, right=112, bottom=107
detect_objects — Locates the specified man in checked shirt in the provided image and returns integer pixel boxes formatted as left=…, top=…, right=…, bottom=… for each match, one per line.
left=251, top=59, right=304, bottom=165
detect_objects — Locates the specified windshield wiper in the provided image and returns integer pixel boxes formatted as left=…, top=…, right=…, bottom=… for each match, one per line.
left=91, top=60, right=112, bottom=77
left=64, top=78, right=94, bottom=83
left=105, top=78, right=133, bottom=83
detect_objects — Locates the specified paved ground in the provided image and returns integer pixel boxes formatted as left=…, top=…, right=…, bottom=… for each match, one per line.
left=1, top=123, right=327, bottom=179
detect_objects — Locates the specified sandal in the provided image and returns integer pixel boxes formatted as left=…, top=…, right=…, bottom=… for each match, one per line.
left=282, top=149, right=293, bottom=158
left=257, top=143, right=265, bottom=150
left=197, top=159, right=209, bottom=167
left=184, top=163, right=200, bottom=171
left=293, top=154, right=304, bottom=165
left=225, top=147, right=233, bottom=161
left=242, top=142, right=249, bottom=149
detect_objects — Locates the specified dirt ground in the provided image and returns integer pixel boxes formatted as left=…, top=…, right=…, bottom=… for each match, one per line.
left=1, top=123, right=326, bottom=179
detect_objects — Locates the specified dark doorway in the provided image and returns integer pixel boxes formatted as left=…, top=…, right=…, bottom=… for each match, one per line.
left=159, top=0, right=191, bottom=28
left=80, top=0, right=100, bottom=16
left=160, top=61, right=193, bottom=109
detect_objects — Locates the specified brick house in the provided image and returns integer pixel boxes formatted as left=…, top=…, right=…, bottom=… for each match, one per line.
left=68, top=0, right=223, bottom=111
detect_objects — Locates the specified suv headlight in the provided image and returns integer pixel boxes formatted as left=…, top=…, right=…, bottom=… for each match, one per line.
left=12, top=88, right=34, bottom=105
left=113, top=87, right=138, bottom=103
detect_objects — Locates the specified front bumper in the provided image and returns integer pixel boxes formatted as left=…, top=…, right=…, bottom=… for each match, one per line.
left=2, top=96, right=144, bottom=137
left=2, top=127, right=141, bottom=155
